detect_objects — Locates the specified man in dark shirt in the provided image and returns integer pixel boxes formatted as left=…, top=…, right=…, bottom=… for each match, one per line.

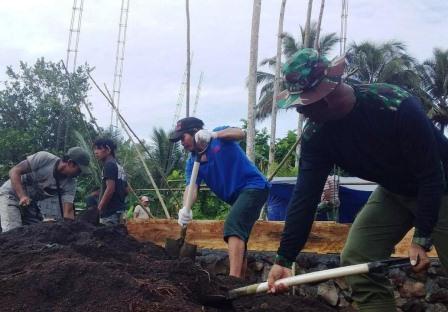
left=93, top=138, right=128, bottom=225
left=267, top=48, right=448, bottom=312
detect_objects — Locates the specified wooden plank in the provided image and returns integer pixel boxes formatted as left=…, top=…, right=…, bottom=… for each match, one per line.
left=126, top=219, right=438, bottom=257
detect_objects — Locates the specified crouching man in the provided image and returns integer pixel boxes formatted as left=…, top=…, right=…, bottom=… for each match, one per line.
left=0, top=147, right=90, bottom=232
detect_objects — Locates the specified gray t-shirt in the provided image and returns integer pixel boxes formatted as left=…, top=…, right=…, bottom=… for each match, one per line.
left=0, top=151, right=76, bottom=203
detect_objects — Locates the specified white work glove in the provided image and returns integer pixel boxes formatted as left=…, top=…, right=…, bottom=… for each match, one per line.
left=194, top=129, right=217, bottom=153
left=177, top=206, right=193, bottom=226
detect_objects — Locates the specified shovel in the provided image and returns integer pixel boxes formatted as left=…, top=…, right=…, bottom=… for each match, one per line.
left=203, top=258, right=411, bottom=307
left=165, top=158, right=200, bottom=260
left=79, top=206, right=100, bottom=225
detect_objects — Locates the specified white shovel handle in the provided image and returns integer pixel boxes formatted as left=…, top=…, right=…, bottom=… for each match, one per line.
left=228, top=263, right=370, bottom=299
left=184, top=160, right=200, bottom=213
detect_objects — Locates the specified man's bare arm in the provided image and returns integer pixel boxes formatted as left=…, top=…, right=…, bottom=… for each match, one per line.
left=97, top=179, right=116, bottom=211
left=9, top=160, right=32, bottom=205
left=215, top=127, right=245, bottom=141
left=63, top=202, right=75, bottom=220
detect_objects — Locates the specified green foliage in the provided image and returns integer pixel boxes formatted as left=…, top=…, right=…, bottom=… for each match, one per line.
left=193, top=190, right=230, bottom=220
left=0, top=58, right=98, bottom=185
left=147, top=127, right=183, bottom=187
left=254, top=128, right=270, bottom=172
left=274, top=130, right=297, bottom=167
left=419, top=48, right=448, bottom=131
left=346, top=41, right=418, bottom=88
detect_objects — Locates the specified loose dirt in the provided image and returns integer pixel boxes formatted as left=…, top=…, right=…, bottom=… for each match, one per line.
left=0, top=221, right=336, bottom=311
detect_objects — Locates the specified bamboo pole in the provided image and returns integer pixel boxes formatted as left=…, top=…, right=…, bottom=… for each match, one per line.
left=268, top=135, right=301, bottom=182
left=88, top=73, right=171, bottom=219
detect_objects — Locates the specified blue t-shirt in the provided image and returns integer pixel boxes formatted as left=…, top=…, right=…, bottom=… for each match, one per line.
left=185, top=126, right=269, bottom=204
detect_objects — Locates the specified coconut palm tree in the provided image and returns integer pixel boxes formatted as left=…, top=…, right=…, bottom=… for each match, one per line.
left=419, top=48, right=448, bottom=132
left=346, top=41, right=419, bottom=87
left=148, top=127, right=183, bottom=185
left=303, top=0, right=313, bottom=49
left=269, top=0, right=287, bottom=167
left=255, top=23, right=339, bottom=121
left=185, top=0, right=191, bottom=117
left=345, top=40, right=435, bottom=113
left=247, top=0, right=262, bottom=161
left=314, top=0, right=326, bottom=50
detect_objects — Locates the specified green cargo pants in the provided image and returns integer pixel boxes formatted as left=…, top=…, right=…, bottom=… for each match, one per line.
left=340, top=186, right=448, bottom=312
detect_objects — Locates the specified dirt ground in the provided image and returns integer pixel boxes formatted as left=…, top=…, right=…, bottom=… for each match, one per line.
left=0, top=221, right=336, bottom=312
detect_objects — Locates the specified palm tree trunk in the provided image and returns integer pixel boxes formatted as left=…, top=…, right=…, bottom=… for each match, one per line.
left=297, top=0, right=313, bottom=168
left=247, top=0, right=262, bottom=162
left=314, top=0, right=325, bottom=51
left=303, top=0, right=313, bottom=49
left=185, top=0, right=191, bottom=117
left=269, top=0, right=287, bottom=168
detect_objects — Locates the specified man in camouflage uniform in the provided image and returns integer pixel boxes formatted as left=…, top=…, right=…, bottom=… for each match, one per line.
left=267, top=48, right=448, bottom=312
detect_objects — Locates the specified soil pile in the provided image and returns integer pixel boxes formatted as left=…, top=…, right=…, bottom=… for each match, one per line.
left=0, top=221, right=335, bottom=312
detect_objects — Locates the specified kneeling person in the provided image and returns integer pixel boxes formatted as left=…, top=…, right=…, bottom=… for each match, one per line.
left=170, top=117, right=270, bottom=278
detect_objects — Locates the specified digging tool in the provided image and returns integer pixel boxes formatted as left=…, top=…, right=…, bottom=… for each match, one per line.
left=165, top=157, right=200, bottom=260
left=203, top=258, right=411, bottom=306
left=79, top=207, right=100, bottom=225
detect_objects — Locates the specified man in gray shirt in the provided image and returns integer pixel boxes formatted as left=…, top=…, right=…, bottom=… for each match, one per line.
left=0, top=147, right=90, bottom=232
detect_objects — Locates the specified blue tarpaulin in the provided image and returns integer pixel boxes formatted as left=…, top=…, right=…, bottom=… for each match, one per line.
left=267, top=177, right=376, bottom=223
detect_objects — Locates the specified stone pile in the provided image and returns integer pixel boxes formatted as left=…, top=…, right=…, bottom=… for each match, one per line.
left=197, top=250, right=448, bottom=311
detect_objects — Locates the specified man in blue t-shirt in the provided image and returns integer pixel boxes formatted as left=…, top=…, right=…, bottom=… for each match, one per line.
left=267, top=48, right=448, bottom=312
left=170, top=117, right=270, bottom=278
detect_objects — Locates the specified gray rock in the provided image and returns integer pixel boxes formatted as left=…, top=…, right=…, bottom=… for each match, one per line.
left=338, top=295, right=351, bottom=308
left=250, top=260, right=264, bottom=272
left=396, top=296, right=408, bottom=308
left=428, top=261, right=447, bottom=277
left=424, top=303, right=448, bottom=312
left=334, top=277, right=349, bottom=290
left=437, top=277, right=448, bottom=289
left=426, top=288, right=448, bottom=303
left=426, top=279, right=448, bottom=303
left=399, top=279, right=426, bottom=298
left=317, top=281, right=339, bottom=306
left=402, top=299, right=425, bottom=312
left=389, top=268, right=407, bottom=286
left=260, top=263, right=271, bottom=282
left=298, top=284, right=318, bottom=298
left=408, top=270, right=428, bottom=283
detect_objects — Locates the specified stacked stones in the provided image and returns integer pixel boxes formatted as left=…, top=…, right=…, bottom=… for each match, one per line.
left=197, top=250, right=448, bottom=311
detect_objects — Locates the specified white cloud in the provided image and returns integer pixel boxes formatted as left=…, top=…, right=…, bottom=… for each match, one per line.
left=0, top=0, right=447, bottom=141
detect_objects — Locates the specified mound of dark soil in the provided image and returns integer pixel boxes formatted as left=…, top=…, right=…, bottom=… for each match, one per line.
left=0, top=221, right=335, bottom=311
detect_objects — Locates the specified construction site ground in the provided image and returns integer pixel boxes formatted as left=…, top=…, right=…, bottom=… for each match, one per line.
left=0, top=221, right=337, bottom=312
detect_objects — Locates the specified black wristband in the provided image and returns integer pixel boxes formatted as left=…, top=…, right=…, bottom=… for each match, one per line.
left=412, top=236, right=433, bottom=252
left=274, top=254, right=294, bottom=269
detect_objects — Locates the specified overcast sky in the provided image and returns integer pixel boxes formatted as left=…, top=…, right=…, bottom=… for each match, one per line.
left=1, top=0, right=447, bottom=142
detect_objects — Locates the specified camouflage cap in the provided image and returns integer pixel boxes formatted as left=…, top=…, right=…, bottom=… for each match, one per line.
left=277, top=48, right=346, bottom=109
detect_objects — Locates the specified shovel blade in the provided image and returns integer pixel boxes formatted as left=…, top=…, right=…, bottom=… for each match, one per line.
left=165, top=238, right=197, bottom=260
left=179, top=241, right=197, bottom=260
left=79, top=207, right=100, bottom=225
left=165, top=238, right=182, bottom=258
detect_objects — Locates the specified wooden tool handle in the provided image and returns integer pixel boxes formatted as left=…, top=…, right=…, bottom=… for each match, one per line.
left=184, top=160, right=200, bottom=213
